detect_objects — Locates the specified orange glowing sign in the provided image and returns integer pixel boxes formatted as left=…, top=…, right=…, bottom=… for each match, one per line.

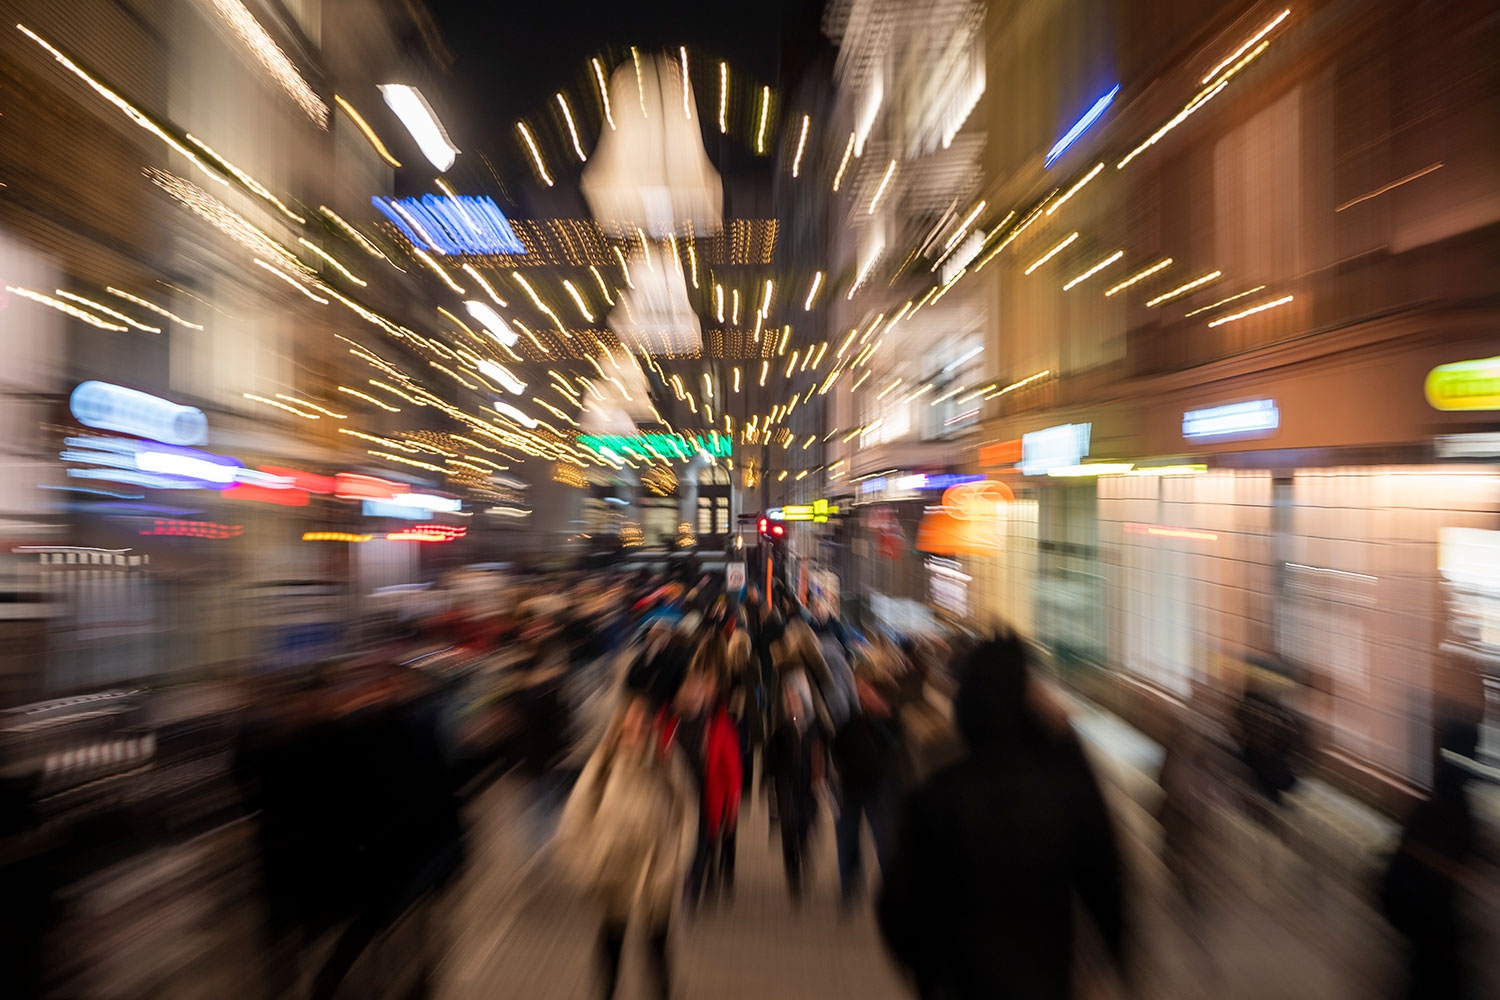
left=916, top=479, right=1016, bottom=555
left=977, top=438, right=1023, bottom=468
left=1124, top=523, right=1218, bottom=542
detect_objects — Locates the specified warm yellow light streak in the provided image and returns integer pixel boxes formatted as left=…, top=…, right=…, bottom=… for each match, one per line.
left=8, top=286, right=126, bottom=331
left=732, top=366, right=742, bottom=392
left=755, top=86, right=771, bottom=153
left=338, top=385, right=400, bottom=411
left=335, top=95, right=401, bottom=166
left=186, top=135, right=305, bottom=223
left=1146, top=270, right=1222, bottom=307
left=831, top=134, right=858, bottom=195
left=317, top=207, right=393, bottom=267
left=716, top=61, right=730, bottom=134
left=760, top=278, right=774, bottom=318
left=876, top=378, right=903, bottom=399
left=1046, top=163, right=1104, bottom=218
left=1104, top=258, right=1173, bottom=296
left=944, top=201, right=987, bottom=249
left=16, top=25, right=225, bottom=178
left=533, top=397, right=577, bottom=425
left=254, top=259, right=328, bottom=303
left=1207, top=294, right=1294, bottom=327
left=778, top=471, right=789, bottom=481
left=1024, top=232, right=1079, bottom=275
left=760, top=360, right=770, bottom=387
left=819, top=369, right=842, bottom=395
left=778, top=325, right=791, bottom=356
left=561, top=279, right=595, bottom=321
left=612, top=245, right=635, bottom=289
left=904, top=383, right=936, bottom=403
left=801, top=435, right=816, bottom=450
left=402, top=247, right=460, bottom=294
left=369, top=450, right=446, bottom=474
left=298, top=238, right=366, bottom=287
left=957, top=383, right=999, bottom=404
left=975, top=197, right=1053, bottom=272
left=431, top=361, right=478, bottom=390
left=802, top=271, right=824, bottom=312
left=785, top=350, right=800, bottom=378
left=244, top=392, right=317, bottom=419
left=684, top=391, right=698, bottom=414
left=715, top=283, right=725, bottom=323
left=1183, top=285, right=1266, bottom=317
left=1335, top=163, right=1445, bottom=212
left=1062, top=250, right=1125, bottom=290
left=635, top=229, right=655, bottom=271
left=702, top=371, right=714, bottom=400
left=732, top=288, right=741, bottom=325
left=860, top=418, right=885, bottom=439
left=512, top=272, right=567, bottom=331
left=1203, top=8, right=1290, bottom=84
left=591, top=58, right=616, bottom=130
left=54, top=291, right=159, bottom=332
left=201, top=0, right=327, bottom=125
left=852, top=370, right=873, bottom=391
left=631, top=47, right=648, bottom=117
left=869, top=159, right=897, bottom=214
left=841, top=428, right=861, bottom=443
left=277, top=394, right=345, bottom=418
left=104, top=288, right=202, bottom=329
left=985, top=370, right=1050, bottom=400
left=800, top=349, right=814, bottom=373
left=516, top=122, right=553, bottom=186
left=860, top=313, right=885, bottom=345
left=686, top=241, right=699, bottom=288
left=810, top=342, right=828, bottom=370
left=791, top=115, right=810, bottom=177
left=930, top=384, right=966, bottom=406
left=557, top=93, right=587, bottom=161
left=1118, top=41, right=1270, bottom=170
left=456, top=265, right=506, bottom=307
left=837, top=328, right=858, bottom=358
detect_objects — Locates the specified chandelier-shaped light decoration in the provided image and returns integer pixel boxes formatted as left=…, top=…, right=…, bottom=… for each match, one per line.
left=581, top=53, right=722, bottom=239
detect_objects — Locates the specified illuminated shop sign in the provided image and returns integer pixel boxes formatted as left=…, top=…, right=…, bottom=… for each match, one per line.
left=893, top=473, right=985, bottom=491
left=978, top=439, right=1023, bottom=468
left=577, top=433, right=732, bottom=459
left=860, top=477, right=888, bottom=494
left=1425, top=356, right=1500, bottom=411
left=779, top=499, right=840, bottom=522
left=1020, top=423, right=1092, bottom=475
left=70, top=381, right=208, bottom=446
left=1182, top=399, right=1279, bottom=439
left=372, top=195, right=525, bottom=255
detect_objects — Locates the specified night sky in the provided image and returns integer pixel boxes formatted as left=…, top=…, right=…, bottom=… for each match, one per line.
left=425, top=0, right=829, bottom=204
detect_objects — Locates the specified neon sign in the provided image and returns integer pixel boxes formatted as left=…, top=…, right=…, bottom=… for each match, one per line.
left=70, top=381, right=207, bottom=445
left=779, top=499, right=840, bottom=523
left=1182, top=399, right=1279, bottom=439
left=372, top=195, right=525, bottom=255
left=1045, top=84, right=1120, bottom=169
left=1020, top=423, right=1092, bottom=475
left=578, top=433, right=733, bottom=460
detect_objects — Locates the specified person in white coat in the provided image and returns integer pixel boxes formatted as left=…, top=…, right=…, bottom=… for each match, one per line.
left=555, top=694, right=696, bottom=1000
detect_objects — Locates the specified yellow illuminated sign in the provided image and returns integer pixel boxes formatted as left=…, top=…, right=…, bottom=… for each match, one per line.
left=781, top=498, right=840, bottom=522
left=1426, top=356, right=1500, bottom=411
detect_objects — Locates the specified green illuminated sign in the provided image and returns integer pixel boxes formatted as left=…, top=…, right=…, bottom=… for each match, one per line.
left=577, top=433, right=732, bottom=459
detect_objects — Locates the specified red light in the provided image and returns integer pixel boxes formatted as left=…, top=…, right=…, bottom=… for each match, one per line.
left=333, top=473, right=408, bottom=501
left=772, top=524, right=785, bottom=537
left=222, top=484, right=309, bottom=506
left=758, top=517, right=768, bottom=534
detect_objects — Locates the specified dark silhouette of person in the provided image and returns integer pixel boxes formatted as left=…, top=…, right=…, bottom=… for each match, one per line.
left=878, top=634, right=1126, bottom=999
left=1381, top=717, right=1479, bottom=1000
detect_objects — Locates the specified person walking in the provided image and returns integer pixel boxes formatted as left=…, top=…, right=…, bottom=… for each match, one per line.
left=555, top=695, right=697, bottom=1000
left=831, top=672, right=903, bottom=910
left=765, top=679, right=824, bottom=901
left=878, top=634, right=1126, bottom=1000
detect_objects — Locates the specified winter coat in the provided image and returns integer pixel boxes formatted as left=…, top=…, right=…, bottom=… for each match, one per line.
left=554, top=730, right=697, bottom=924
left=701, top=710, right=743, bottom=837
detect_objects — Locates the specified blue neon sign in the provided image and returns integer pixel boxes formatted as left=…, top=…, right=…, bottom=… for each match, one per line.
left=372, top=195, right=527, bottom=255
left=70, top=381, right=207, bottom=446
left=1045, top=84, right=1120, bottom=169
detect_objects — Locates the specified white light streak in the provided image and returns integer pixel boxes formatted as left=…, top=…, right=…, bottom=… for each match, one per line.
left=298, top=238, right=367, bottom=287
left=1183, top=285, right=1266, bottom=317
left=869, top=159, right=897, bottom=214
left=944, top=201, right=987, bottom=250
left=516, top=121, right=553, bottom=186
left=592, top=58, right=616, bottom=130
left=1202, top=9, right=1291, bottom=84
left=478, top=358, right=527, bottom=394
left=1062, top=250, right=1124, bottom=290
left=254, top=259, right=328, bottom=303
left=557, top=93, right=587, bottom=161
left=54, top=291, right=159, bottom=331
left=791, top=115, right=810, bottom=177
left=755, top=86, right=771, bottom=154
left=718, top=62, right=728, bottom=133
left=334, top=95, right=400, bottom=167
left=832, top=132, right=856, bottom=192
left=1118, top=40, right=1271, bottom=170
left=379, top=84, right=457, bottom=170
left=562, top=279, right=595, bottom=321
left=679, top=47, right=692, bottom=119
left=462, top=264, right=508, bottom=306
left=203, top=0, right=327, bottom=125
left=493, top=400, right=539, bottom=429
left=1023, top=232, right=1079, bottom=275
left=465, top=300, right=519, bottom=347
left=7, top=286, right=126, bottom=330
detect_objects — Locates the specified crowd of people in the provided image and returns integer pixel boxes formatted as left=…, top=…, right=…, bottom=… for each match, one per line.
left=97, top=562, right=1485, bottom=999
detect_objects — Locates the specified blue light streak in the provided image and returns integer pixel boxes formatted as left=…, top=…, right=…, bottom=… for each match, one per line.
left=1045, top=84, right=1120, bottom=169
left=372, top=195, right=527, bottom=255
